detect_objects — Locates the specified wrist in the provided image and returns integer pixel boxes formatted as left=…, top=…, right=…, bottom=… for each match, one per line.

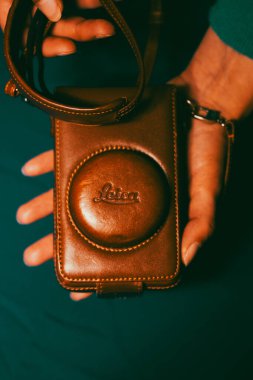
left=179, top=28, right=253, bottom=120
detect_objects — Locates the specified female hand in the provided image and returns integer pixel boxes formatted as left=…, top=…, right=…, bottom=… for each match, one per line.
left=0, top=0, right=115, bottom=57
left=0, top=0, right=115, bottom=301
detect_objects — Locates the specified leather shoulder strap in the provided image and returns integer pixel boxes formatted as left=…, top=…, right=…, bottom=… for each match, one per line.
left=144, top=0, right=163, bottom=84
left=4, top=0, right=162, bottom=124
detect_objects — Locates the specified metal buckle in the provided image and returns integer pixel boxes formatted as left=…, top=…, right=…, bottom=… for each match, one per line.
left=186, top=98, right=235, bottom=142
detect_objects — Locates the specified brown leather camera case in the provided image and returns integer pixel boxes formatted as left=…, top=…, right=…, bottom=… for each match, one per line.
left=4, top=0, right=186, bottom=296
left=52, top=86, right=183, bottom=295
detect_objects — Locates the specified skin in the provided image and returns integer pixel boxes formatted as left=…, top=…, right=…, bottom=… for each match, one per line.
left=1, top=0, right=253, bottom=301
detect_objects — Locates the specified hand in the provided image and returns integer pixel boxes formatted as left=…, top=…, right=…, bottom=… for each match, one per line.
left=0, top=0, right=115, bottom=302
left=0, top=0, right=115, bottom=57
left=170, top=27, right=253, bottom=265
left=15, top=23, right=253, bottom=301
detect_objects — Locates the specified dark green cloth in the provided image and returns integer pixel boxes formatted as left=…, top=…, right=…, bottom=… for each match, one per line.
left=210, top=0, right=253, bottom=58
left=0, top=1, right=253, bottom=380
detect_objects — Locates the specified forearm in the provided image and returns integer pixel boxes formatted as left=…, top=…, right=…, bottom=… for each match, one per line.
left=180, top=27, right=253, bottom=120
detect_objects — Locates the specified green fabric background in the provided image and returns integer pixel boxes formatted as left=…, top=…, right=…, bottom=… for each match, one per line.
left=0, top=1, right=252, bottom=379
left=210, top=0, right=253, bottom=58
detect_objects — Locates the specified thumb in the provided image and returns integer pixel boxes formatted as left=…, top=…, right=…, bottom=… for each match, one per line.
left=32, top=0, right=63, bottom=22
left=167, top=77, right=228, bottom=266
left=181, top=192, right=216, bottom=266
left=181, top=118, right=227, bottom=266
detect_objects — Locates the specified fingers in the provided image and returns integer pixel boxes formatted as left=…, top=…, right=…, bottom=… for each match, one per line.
left=32, top=0, right=62, bottom=22
left=70, top=292, right=93, bottom=301
left=42, top=17, right=115, bottom=56
left=21, top=150, right=54, bottom=176
left=182, top=119, right=227, bottom=266
left=43, top=36, right=77, bottom=57
left=78, top=0, right=101, bottom=8
left=23, top=232, right=93, bottom=300
left=23, top=233, right=93, bottom=300
left=16, top=189, right=53, bottom=224
left=0, top=0, right=12, bottom=30
left=51, top=17, right=115, bottom=41
left=23, top=232, right=93, bottom=302
left=23, top=233, right=53, bottom=266
left=18, top=152, right=54, bottom=223
left=2, top=1, right=114, bottom=58
left=22, top=30, right=76, bottom=57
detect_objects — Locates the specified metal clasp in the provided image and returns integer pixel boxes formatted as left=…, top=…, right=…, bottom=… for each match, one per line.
left=4, top=79, right=20, bottom=97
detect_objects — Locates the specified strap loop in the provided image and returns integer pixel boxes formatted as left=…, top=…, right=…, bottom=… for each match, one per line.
left=4, top=0, right=162, bottom=124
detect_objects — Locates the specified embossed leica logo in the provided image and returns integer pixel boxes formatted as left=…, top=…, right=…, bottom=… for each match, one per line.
left=93, top=183, right=140, bottom=205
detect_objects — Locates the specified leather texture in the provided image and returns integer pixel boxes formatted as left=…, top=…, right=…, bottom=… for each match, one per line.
left=68, top=149, right=170, bottom=248
left=52, top=86, right=184, bottom=294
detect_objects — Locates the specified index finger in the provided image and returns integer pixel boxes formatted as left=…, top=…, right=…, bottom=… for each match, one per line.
left=33, top=0, right=62, bottom=22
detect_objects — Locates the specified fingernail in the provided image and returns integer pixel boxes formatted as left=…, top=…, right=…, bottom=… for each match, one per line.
left=23, top=249, right=38, bottom=266
left=70, top=293, right=81, bottom=301
left=95, top=34, right=113, bottom=40
left=16, top=209, right=24, bottom=224
left=40, top=0, right=62, bottom=22
left=57, top=49, right=76, bottom=56
left=21, top=165, right=28, bottom=175
left=21, top=164, right=37, bottom=176
left=51, top=3, right=62, bottom=22
left=70, top=293, right=84, bottom=301
left=16, top=208, right=30, bottom=224
left=183, top=242, right=201, bottom=266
